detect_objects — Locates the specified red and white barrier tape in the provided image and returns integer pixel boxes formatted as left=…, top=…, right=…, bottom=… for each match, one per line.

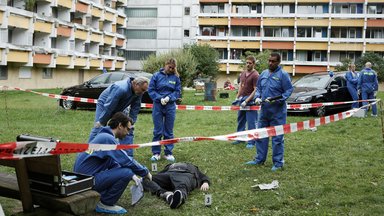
left=1, top=102, right=379, bottom=160
left=0, top=85, right=378, bottom=111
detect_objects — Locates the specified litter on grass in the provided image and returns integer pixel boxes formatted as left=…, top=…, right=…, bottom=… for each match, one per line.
left=251, top=180, right=279, bottom=190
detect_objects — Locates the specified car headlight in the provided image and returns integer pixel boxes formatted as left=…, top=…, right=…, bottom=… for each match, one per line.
left=295, top=96, right=312, bottom=103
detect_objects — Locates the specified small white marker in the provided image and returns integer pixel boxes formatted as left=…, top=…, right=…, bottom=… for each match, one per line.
left=151, top=163, right=157, bottom=172
left=205, top=194, right=212, bottom=207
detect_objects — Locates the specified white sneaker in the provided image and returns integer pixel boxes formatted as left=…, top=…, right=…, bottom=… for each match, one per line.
left=164, top=154, right=175, bottom=162
left=150, top=154, right=161, bottom=161
left=371, top=114, right=378, bottom=117
left=95, top=202, right=127, bottom=214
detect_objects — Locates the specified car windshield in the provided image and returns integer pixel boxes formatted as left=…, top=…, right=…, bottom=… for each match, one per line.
left=293, top=75, right=330, bottom=89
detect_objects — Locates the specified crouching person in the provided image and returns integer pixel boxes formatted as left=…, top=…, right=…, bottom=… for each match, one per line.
left=142, top=162, right=210, bottom=209
left=74, top=112, right=152, bottom=214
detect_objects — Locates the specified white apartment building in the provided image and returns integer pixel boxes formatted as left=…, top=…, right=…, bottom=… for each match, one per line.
left=123, top=0, right=198, bottom=70
left=0, top=0, right=127, bottom=89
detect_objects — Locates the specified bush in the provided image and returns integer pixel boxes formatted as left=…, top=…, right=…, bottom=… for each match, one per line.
left=184, top=44, right=220, bottom=86
left=241, top=50, right=272, bottom=73
left=142, top=49, right=198, bottom=87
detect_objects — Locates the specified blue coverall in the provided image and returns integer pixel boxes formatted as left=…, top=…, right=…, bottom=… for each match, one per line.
left=358, top=68, right=378, bottom=115
left=345, top=71, right=359, bottom=108
left=88, top=78, right=141, bottom=156
left=74, top=126, right=149, bottom=206
left=148, top=68, right=181, bottom=156
left=253, top=66, right=293, bottom=168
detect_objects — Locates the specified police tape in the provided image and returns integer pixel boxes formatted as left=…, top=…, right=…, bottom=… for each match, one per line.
left=0, top=85, right=378, bottom=111
left=1, top=102, right=378, bottom=160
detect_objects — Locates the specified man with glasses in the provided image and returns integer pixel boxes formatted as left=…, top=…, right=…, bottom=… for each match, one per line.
left=247, top=52, right=293, bottom=171
left=74, top=112, right=152, bottom=214
left=232, top=55, right=259, bottom=149
left=88, top=76, right=150, bottom=157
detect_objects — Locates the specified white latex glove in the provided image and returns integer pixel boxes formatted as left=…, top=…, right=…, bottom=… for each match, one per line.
left=94, top=121, right=102, bottom=128
left=265, top=97, right=272, bottom=103
left=160, top=98, right=167, bottom=106
left=255, top=98, right=262, bottom=105
left=132, top=175, right=141, bottom=186
left=374, top=91, right=377, bottom=97
left=164, top=96, right=170, bottom=103
left=200, top=182, right=209, bottom=191
left=240, top=101, right=247, bottom=108
left=145, top=172, right=152, bottom=181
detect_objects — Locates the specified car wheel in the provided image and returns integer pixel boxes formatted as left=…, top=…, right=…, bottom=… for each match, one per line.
left=60, top=95, right=76, bottom=110
left=313, top=99, right=326, bottom=117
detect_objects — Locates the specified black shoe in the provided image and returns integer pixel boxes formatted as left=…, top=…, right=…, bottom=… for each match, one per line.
left=170, top=190, right=183, bottom=209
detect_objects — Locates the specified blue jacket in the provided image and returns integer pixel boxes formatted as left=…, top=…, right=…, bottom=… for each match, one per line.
left=358, top=68, right=378, bottom=93
left=255, top=66, right=293, bottom=105
left=74, top=126, right=149, bottom=177
left=345, top=71, right=359, bottom=89
left=96, top=78, right=141, bottom=125
left=148, top=68, right=181, bottom=103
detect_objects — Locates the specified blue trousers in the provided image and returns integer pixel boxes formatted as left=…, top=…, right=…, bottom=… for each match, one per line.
left=94, top=167, right=134, bottom=206
left=254, top=107, right=286, bottom=167
left=362, top=91, right=377, bottom=115
left=237, top=110, right=258, bottom=145
left=151, top=102, right=176, bottom=155
left=347, top=86, right=359, bottom=109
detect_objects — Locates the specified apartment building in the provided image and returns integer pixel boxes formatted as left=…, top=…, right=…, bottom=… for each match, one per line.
left=123, top=0, right=198, bottom=70
left=197, top=0, right=384, bottom=84
left=0, top=0, right=127, bottom=89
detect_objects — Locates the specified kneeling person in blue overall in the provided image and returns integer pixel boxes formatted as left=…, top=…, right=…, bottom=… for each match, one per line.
left=74, top=112, right=152, bottom=214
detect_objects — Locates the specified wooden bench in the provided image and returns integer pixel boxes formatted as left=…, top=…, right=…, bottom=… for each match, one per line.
left=0, top=155, right=100, bottom=215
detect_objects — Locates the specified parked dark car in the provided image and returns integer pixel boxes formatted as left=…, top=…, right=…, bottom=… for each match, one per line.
left=287, top=71, right=353, bottom=116
left=59, top=71, right=153, bottom=110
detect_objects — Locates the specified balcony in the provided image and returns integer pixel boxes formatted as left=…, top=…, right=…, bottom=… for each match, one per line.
left=296, top=42, right=328, bottom=50
left=330, top=42, right=364, bottom=51
left=199, top=18, right=228, bottom=25
left=33, top=53, right=52, bottom=65
left=57, top=0, right=72, bottom=9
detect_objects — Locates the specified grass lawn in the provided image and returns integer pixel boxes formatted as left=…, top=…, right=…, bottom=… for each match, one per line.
left=0, top=89, right=383, bottom=215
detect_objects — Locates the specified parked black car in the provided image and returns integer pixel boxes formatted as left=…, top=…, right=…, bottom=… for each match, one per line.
left=287, top=71, right=353, bottom=116
left=59, top=71, right=153, bottom=110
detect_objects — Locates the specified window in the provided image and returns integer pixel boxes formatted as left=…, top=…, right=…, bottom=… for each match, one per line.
left=126, top=30, right=157, bottom=39
left=108, top=73, right=124, bottom=83
left=0, top=66, right=7, bottom=80
left=184, top=29, right=190, bottom=37
left=184, top=7, right=190, bottom=16
left=126, top=8, right=157, bottom=18
left=19, top=67, right=32, bottom=79
left=42, top=68, right=53, bottom=79
left=202, top=27, right=216, bottom=36
left=125, top=50, right=155, bottom=60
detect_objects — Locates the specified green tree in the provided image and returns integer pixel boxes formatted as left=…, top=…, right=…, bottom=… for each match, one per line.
left=355, top=52, right=384, bottom=81
left=142, top=49, right=197, bottom=87
left=25, top=0, right=36, bottom=11
left=241, top=50, right=271, bottom=73
left=335, top=58, right=353, bottom=72
left=335, top=52, right=384, bottom=81
left=184, top=44, right=220, bottom=86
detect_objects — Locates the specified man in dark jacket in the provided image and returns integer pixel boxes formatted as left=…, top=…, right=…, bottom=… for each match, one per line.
left=143, top=162, right=210, bottom=209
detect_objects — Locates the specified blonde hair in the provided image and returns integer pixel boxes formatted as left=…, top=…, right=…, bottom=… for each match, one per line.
left=165, top=58, right=179, bottom=77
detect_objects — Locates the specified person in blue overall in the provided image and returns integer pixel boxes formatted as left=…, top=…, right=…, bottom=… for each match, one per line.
left=345, top=63, right=359, bottom=109
left=148, top=58, right=181, bottom=162
left=358, top=62, right=379, bottom=117
left=74, top=112, right=152, bottom=214
left=231, top=56, right=259, bottom=149
left=246, top=53, right=293, bottom=171
left=88, top=76, right=149, bottom=157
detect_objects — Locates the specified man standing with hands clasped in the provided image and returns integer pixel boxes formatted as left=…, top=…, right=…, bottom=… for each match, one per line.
left=246, top=53, right=293, bottom=171
left=232, top=56, right=259, bottom=149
